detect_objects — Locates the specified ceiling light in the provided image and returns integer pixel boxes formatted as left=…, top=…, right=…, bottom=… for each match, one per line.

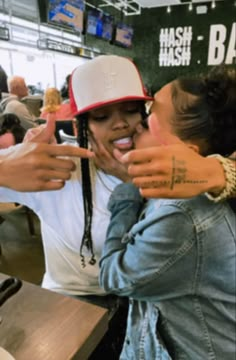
left=91, top=0, right=141, bottom=16
left=188, top=3, right=193, bottom=11
left=167, top=5, right=171, bottom=13
left=211, top=1, right=216, bottom=9
left=196, top=5, right=207, bottom=14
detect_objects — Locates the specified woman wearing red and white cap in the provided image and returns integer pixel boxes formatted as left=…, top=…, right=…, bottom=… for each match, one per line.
left=0, top=55, right=153, bottom=357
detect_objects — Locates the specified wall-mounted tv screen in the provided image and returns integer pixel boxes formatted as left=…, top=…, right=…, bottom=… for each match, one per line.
left=48, top=0, right=85, bottom=32
left=114, top=23, right=134, bottom=48
left=86, top=9, right=114, bottom=41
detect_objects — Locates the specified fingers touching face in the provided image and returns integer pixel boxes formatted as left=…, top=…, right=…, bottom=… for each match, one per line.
left=84, top=87, right=180, bottom=156
left=88, top=101, right=143, bottom=156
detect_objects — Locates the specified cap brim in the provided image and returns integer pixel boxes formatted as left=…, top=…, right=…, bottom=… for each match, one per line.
left=74, top=95, right=153, bottom=116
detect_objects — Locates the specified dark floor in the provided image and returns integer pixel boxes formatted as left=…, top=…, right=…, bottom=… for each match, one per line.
left=0, top=205, right=45, bottom=285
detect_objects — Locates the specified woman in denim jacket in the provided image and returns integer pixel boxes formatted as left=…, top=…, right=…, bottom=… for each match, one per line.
left=99, top=66, right=236, bottom=360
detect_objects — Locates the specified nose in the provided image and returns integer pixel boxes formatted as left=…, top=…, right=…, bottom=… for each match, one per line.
left=111, top=112, right=129, bottom=130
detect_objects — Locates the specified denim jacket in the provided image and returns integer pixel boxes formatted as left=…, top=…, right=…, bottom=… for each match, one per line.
left=99, top=183, right=236, bottom=360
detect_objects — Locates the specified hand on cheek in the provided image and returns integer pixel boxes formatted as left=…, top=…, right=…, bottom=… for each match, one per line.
left=113, top=148, right=123, bottom=162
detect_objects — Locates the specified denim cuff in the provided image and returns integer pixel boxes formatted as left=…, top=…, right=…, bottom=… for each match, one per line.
left=108, top=183, right=142, bottom=207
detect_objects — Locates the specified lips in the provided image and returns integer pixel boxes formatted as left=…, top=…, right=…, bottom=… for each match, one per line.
left=113, top=136, right=133, bottom=150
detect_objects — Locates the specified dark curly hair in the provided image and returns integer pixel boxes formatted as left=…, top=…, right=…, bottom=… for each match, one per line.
left=0, top=113, right=26, bottom=143
left=171, top=65, right=236, bottom=156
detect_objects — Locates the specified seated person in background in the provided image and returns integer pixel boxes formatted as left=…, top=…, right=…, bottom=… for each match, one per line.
left=99, top=65, right=236, bottom=360
left=0, top=113, right=26, bottom=145
left=0, top=76, right=36, bottom=130
left=0, top=132, right=15, bottom=149
left=40, top=87, right=74, bottom=121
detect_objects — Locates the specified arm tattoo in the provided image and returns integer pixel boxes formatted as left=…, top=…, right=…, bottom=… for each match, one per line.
left=170, top=156, right=176, bottom=190
left=140, top=156, right=208, bottom=189
left=169, top=156, right=208, bottom=189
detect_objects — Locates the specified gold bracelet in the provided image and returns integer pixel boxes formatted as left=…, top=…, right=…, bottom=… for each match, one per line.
left=205, top=154, right=236, bottom=202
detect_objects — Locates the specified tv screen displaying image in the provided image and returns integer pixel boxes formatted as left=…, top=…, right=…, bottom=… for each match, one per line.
left=86, top=9, right=114, bottom=41
left=114, top=23, right=134, bottom=48
left=48, top=0, right=85, bottom=32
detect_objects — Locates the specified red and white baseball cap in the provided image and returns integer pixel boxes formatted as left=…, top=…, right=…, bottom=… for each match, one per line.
left=70, top=55, right=153, bottom=116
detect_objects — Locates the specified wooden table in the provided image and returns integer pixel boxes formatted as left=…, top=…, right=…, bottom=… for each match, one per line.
left=0, top=273, right=108, bottom=360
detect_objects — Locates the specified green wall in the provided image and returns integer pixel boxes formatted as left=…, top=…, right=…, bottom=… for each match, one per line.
left=84, top=0, right=235, bottom=93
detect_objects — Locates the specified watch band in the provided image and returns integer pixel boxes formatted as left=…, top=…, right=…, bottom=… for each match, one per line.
left=205, top=154, right=236, bottom=202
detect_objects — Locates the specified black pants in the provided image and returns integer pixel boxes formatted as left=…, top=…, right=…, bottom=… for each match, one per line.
left=74, top=294, right=128, bottom=360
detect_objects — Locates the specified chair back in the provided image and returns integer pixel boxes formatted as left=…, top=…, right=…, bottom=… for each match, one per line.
left=58, top=129, right=77, bottom=145
left=34, top=119, right=75, bottom=144
left=21, top=96, right=43, bottom=117
left=55, top=120, right=74, bottom=143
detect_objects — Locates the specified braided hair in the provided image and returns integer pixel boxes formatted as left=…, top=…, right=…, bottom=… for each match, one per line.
left=75, top=101, right=147, bottom=267
left=76, top=112, right=96, bottom=268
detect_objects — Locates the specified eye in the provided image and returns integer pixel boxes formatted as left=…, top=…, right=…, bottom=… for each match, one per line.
left=123, top=107, right=141, bottom=115
left=91, top=114, right=109, bottom=122
left=128, top=107, right=139, bottom=113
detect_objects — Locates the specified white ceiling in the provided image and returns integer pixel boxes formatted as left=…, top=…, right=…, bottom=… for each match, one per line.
left=134, top=0, right=222, bottom=8
left=0, top=0, right=225, bottom=22
left=88, top=0, right=224, bottom=16
left=134, top=0, right=182, bottom=7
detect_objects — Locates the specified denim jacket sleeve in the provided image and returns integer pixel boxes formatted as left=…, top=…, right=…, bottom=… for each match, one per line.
left=99, top=182, right=144, bottom=259
left=99, top=183, right=195, bottom=301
